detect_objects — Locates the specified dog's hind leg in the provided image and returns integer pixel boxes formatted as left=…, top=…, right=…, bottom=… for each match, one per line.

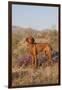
left=44, top=46, right=52, bottom=65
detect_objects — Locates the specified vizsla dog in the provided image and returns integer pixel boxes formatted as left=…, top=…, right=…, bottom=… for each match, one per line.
left=25, top=36, right=52, bottom=68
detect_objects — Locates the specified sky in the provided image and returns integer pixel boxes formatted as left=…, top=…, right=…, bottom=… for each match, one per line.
left=12, top=4, right=59, bottom=30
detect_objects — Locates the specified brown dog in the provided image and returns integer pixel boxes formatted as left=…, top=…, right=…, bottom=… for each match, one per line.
left=25, top=36, right=52, bottom=68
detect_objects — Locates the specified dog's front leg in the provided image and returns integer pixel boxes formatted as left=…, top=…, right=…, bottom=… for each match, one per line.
left=31, top=55, right=35, bottom=68
left=32, top=54, right=37, bottom=69
left=34, top=54, right=37, bottom=68
left=34, top=46, right=37, bottom=68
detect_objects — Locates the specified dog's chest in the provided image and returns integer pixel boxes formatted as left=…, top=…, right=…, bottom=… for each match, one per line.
left=28, top=45, right=36, bottom=55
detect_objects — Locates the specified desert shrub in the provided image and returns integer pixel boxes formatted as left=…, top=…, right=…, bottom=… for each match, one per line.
left=50, top=30, right=58, bottom=51
left=17, top=55, right=32, bottom=66
left=52, top=51, right=59, bottom=62
left=37, top=52, right=47, bottom=66
left=19, top=47, right=28, bottom=55
left=12, top=71, right=19, bottom=81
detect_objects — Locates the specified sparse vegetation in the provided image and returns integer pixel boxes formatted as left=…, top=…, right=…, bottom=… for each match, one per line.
left=12, top=26, right=59, bottom=87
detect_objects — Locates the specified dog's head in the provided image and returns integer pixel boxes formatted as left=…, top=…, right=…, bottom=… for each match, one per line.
left=26, top=36, right=35, bottom=44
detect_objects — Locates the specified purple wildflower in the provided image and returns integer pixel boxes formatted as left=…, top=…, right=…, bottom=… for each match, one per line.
left=17, top=55, right=32, bottom=66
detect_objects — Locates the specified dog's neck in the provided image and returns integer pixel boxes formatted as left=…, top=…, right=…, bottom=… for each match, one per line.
left=28, top=43, right=34, bottom=47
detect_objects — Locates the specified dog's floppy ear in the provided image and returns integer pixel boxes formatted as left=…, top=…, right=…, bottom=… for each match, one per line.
left=26, top=37, right=29, bottom=42
left=31, top=37, right=35, bottom=44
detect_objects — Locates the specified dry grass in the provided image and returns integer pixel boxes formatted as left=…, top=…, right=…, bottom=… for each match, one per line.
left=12, top=26, right=59, bottom=87
left=12, top=62, right=59, bottom=87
